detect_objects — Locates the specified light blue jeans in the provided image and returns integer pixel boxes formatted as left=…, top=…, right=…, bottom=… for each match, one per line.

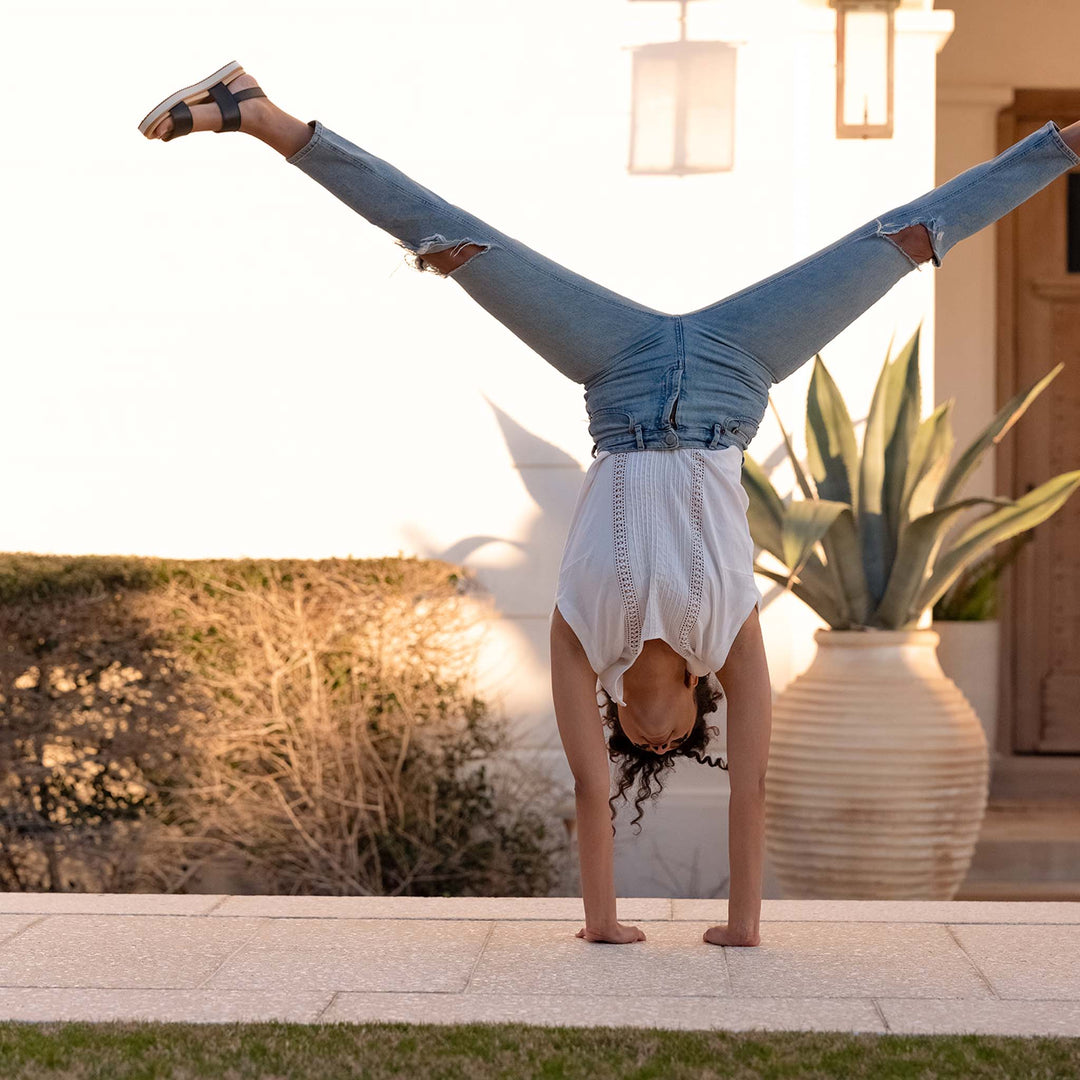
left=286, top=119, right=1080, bottom=458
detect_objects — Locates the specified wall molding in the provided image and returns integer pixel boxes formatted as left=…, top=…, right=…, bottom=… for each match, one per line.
left=938, top=84, right=1016, bottom=108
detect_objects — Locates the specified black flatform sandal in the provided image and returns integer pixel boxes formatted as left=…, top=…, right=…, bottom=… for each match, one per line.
left=137, top=60, right=266, bottom=140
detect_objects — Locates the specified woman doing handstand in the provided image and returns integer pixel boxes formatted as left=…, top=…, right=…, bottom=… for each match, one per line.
left=139, top=61, right=1080, bottom=948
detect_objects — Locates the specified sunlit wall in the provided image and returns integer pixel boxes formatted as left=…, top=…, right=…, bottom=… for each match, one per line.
left=2, top=0, right=953, bottom=895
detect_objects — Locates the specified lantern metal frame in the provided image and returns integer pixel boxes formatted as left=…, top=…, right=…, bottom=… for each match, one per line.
left=830, top=0, right=901, bottom=139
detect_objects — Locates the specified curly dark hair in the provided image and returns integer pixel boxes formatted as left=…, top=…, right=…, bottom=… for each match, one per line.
left=601, top=672, right=727, bottom=837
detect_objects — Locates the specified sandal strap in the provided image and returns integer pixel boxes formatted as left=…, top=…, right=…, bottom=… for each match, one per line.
left=208, top=80, right=242, bottom=131
left=162, top=100, right=193, bottom=141
left=232, top=86, right=266, bottom=103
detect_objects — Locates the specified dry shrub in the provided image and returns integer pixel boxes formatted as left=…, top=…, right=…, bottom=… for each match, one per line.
left=0, top=568, right=197, bottom=892
left=0, top=555, right=562, bottom=896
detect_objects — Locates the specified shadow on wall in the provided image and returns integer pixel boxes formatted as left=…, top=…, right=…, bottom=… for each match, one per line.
left=396, top=396, right=587, bottom=733
left=397, top=394, right=793, bottom=729
left=391, top=395, right=815, bottom=898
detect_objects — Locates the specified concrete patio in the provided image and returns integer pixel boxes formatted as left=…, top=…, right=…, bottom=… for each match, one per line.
left=0, top=894, right=1077, bottom=1036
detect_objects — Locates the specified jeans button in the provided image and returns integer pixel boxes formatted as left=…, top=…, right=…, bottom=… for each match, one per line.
left=664, top=430, right=678, bottom=447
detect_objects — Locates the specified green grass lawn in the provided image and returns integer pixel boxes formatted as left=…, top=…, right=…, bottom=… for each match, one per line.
left=0, top=1022, right=1077, bottom=1079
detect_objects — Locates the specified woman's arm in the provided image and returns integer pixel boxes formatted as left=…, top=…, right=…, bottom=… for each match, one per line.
left=708, top=606, right=772, bottom=947
left=550, top=606, right=645, bottom=945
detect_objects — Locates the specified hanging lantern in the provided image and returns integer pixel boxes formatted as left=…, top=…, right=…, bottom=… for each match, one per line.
left=627, top=0, right=736, bottom=175
left=831, top=0, right=901, bottom=139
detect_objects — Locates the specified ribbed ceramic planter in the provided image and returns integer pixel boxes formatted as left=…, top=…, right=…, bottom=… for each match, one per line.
left=765, top=628, right=989, bottom=900
left=933, top=619, right=1001, bottom=756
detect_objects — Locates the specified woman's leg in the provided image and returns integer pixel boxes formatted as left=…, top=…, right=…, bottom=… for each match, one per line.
left=245, top=99, right=670, bottom=387
left=681, top=120, right=1080, bottom=385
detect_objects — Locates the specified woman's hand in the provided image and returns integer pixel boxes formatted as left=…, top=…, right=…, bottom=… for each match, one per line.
left=576, top=922, right=647, bottom=944
left=702, top=923, right=761, bottom=947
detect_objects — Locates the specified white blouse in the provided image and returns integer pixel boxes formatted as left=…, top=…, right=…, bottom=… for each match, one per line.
left=552, top=445, right=763, bottom=706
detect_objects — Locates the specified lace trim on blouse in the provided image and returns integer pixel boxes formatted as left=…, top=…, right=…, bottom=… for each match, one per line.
left=678, top=450, right=706, bottom=653
left=612, top=453, right=642, bottom=654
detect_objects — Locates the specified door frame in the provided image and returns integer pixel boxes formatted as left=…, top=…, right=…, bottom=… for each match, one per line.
left=994, top=89, right=1080, bottom=798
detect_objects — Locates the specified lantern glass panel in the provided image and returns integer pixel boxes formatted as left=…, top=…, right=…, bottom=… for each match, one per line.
left=632, top=52, right=679, bottom=172
left=842, top=9, right=889, bottom=128
left=630, top=42, right=736, bottom=174
left=684, top=45, right=735, bottom=171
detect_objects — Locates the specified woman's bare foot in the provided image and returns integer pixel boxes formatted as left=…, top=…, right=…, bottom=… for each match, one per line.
left=703, top=923, right=761, bottom=947
left=144, top=73, right=270, bottom=139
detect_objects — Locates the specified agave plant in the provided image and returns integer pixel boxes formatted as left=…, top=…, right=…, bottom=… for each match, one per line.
left=741, top=326, right=1080, bottom=629
left=931, top=533, right=1032, bottom=621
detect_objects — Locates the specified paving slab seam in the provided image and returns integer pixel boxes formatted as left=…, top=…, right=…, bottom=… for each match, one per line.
left=23, top=915, right=1074, bottom=926
left=0, top=914, right=47, bottom=948
left=202, top=896, right=230, bottom=915
left=0, top=984, right=265, bottom=991
left=443, top=992, right=906, bottom=1001
left=675, top=918, right=1080, bottom=925
left=718, top=936, right=733, bottom=994
left=208, top=915, right=571, bottom=923
left=317, top=994, right=891, bottom=1033
left=461, top=922, right=498, bottom=994
left=743, top=919, right=1080, bottom=926
left=191, top=915, right=1080, bottom=924
left=0, top=912, right=254, bottom=923
left=313, top=992, right=339, bottom=1022
left=448, top=992, right=1009, bottom=1001
left=193, top=919, right=270, bottom=990
left=870, top=998, right=891, bottom=1032
left=987, top=996, right=1080, bottom=1002
left=944, top=923, right=1001, bottom=999
left=756, top=922, right=1076, bottom=928
left=0, top=900, right=228, bottom=917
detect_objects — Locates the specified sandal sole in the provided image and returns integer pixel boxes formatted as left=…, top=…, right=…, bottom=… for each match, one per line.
left=137, top=60, right=246, bottom=135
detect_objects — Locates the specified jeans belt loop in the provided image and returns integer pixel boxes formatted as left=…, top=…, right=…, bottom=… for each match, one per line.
left=709, top=422, right=724, bottom=450
left=633, top=423, right=645, bottom=450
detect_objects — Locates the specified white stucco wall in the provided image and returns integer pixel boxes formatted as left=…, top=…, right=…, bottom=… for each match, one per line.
left=3, top=0, right=952, bottom=896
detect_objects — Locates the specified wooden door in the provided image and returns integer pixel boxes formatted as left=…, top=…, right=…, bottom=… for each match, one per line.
left=998, top=90, right=1080, bottom=753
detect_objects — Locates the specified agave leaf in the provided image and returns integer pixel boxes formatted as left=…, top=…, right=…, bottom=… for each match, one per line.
left=803, top=355, right=866, bottom=627
left=820, top=508, right=871, bottom=627
left=871, top=496, right=1014, bottom=628
left=770, top=397, right=815, bottom=500
left=936, top=364, right=1063, bottom=507
left=740, top=455, right=786, bottom=562
left=756, top=548, right=838, bottom=617
left=753, top=562, right=847, bottom=628
left=883, top=328, right=920, bottom=437
left=901, top=402, right=954, bottom=523
left=932, top=533, right=1032, bottom=621
left=857, top=345, right=896, bottom=603
left=859, top=329, right=923, bottom=602
left=883, top=331, right=921, bottom=550
left=780, top=500, right=850, bottom=580
left=881, top=328, right=920, bottom=449
left=883, top=326, right=898, bottom=372
left=781, top=548, right=840, bottom=607
left=944, top=570, right=998, bottom=621
left=805, top=355, right=860, bottom=512
left=915, top=470, right=1080, bottom=617
left=953, top=471, right=1080, bottom=549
